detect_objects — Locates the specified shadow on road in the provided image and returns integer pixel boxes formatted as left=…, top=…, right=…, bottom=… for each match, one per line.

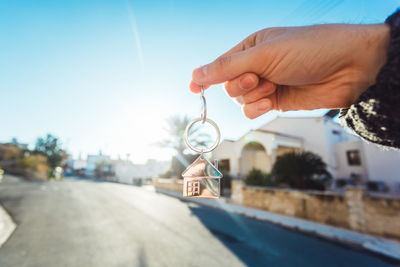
left=183, top=200, right=399, bottom=267
left=186, top=203, right=270, bottom=266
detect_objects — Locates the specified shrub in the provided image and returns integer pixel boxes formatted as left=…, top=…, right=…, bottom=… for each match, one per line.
left=271, top=151, right=332, bottom=190
left=245, top=168, right=276, bottom=187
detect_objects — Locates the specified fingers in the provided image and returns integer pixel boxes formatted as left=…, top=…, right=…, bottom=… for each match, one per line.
left=242, top=98, right=273, bottom=119
left=189, top=34, right=256, bottom=93
left=224, top=73, right=259, bottom=97
left=190, top=71, right=260, bottom=95
left=242, top=88, right=279, bottom=119
left=229, top=78, right=275, bottom=105
left=241, top=80, right=276, bottom=104
left=189, top=81, right=210, bottom=93
left=191, top=47, right=260, bottom=88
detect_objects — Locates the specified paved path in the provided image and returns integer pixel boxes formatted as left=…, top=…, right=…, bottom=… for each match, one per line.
left=0, top=175, right=397, bottom=267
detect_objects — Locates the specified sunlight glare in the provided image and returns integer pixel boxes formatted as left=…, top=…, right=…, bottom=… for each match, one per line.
left=110, top=102, right=173, bottom=163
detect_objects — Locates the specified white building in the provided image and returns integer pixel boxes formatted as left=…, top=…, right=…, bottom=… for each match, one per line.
left=112, top=159, right=170, bottom=184
left=212, top=116, right=400, bottom=192
left=69, top=159, right=87, bottom=170
left=85, top=153, right=111, bottom=177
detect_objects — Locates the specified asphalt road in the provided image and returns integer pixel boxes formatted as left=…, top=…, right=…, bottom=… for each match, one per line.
left=0, top=175, right=397, bottom=267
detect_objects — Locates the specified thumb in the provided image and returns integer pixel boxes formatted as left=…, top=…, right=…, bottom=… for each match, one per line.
left=192, top=47, right=260, bottom=87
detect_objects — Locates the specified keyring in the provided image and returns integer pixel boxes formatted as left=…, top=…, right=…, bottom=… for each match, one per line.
left=184, top=117, right=220, bottom=154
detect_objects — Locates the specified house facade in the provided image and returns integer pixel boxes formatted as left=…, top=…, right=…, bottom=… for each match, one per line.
left=212, top=116, right=400, bottom=192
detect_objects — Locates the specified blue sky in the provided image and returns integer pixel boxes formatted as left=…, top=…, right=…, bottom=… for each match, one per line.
left=1, top=0, right=399, bottom=163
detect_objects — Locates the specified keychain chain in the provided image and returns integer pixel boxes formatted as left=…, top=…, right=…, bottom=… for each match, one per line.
left=200, top=86, right=207, bottom=124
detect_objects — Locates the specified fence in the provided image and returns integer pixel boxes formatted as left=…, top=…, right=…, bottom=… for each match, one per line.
left=232, top=180, right=400, bottom=240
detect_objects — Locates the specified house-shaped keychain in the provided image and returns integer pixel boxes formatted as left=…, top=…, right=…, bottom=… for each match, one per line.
left=182, top=155, right=223, bottom=199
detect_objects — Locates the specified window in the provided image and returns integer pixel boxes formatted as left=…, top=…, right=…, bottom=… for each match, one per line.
left=186, top=180, right=200, bottom=196
left=219, top=159, right=230, bottom=173
left=346, top=150, right=361, bottom=166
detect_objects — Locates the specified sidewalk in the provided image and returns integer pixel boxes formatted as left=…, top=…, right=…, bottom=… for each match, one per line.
left=0, top=204, right=16, bottom=247
left=156, top=188, right=400, bottom=261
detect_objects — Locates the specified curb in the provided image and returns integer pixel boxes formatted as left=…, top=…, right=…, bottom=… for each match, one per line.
left=156, top=188, right=400, bottom=261
left=0, top=205, right=16, bottom=248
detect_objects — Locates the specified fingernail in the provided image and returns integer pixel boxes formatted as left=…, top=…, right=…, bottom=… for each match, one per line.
left=257, top=101, right=270, bottom=111
left=193, top=65, right=207, bottom=80
left=240, top=76, right=254, bottom=90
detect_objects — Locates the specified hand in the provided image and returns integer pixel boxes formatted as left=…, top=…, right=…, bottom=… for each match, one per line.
left=190, top=24, right=389, bottom=119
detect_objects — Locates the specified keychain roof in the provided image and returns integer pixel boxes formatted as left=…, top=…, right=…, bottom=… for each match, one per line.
left=182, top=155, right=223, bottom=179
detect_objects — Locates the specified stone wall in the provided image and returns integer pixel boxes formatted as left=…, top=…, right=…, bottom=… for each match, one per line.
left=153, top=178, right=183, bottom=193
left=363, top=195, right=400, bottom=239
left=232, top=180, right=400, bottom=240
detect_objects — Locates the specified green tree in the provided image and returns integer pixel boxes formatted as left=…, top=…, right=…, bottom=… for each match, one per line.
left=10, top=137, right=18, bottom=146
left=271, top=151, right=331, bottom=190
left=34, top=134, right=66, bottom=170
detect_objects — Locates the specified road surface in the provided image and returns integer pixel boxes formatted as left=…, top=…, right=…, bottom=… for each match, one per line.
left=0, top=175, right=397, bottom=267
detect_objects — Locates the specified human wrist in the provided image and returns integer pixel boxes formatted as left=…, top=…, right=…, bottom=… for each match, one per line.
left=364, top=24, right=390, bottom=87
left=348, top=24, right=390, bottom=104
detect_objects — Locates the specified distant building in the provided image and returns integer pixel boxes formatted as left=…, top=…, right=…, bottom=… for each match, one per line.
left=85, top=152, right=111, bottom=177
left=112, top=159, right=134, bottom=183
left=68, top=151, right=169, bottom=182
left=212, top=116, right=400, bottom=193
left=68, top=158, right=87, bottom=170
left=112, top=159, right=169, bottom=184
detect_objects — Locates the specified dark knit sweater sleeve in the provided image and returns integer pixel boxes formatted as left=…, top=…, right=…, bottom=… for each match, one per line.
left=339, top=9, right=400, bottom=149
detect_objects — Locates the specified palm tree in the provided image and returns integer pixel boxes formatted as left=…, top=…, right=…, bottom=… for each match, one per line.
left=158, top=115, right=212, bottom=178
left=271, top=151, right=332, bottom=190
left=158, top=115, right=190, bottom=156
left=158, top=115, right=211, bottom=156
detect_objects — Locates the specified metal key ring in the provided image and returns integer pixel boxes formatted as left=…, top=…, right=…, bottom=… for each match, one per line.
left=184, top=117, right=220, bottom=154
left=200, top=85, right=207, bottom=124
